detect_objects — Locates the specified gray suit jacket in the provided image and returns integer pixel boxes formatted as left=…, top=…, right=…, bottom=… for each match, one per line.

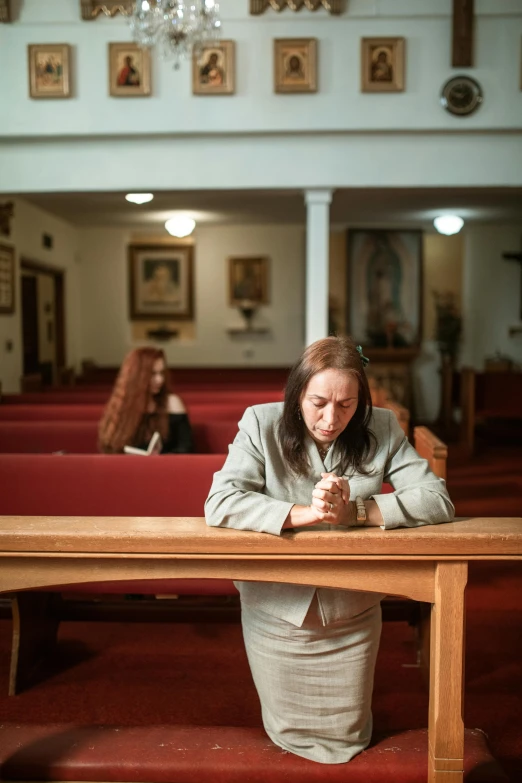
left=205, top=403, right=454, bottom=626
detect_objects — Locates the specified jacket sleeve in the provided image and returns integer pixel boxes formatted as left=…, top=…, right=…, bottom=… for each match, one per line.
left=204, top=407, right=293, bottom=535
left=371, top=410, right=455, bottom=530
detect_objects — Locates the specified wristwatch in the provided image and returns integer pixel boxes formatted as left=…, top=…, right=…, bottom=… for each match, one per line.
left=355, top=496, right=367, bottom=525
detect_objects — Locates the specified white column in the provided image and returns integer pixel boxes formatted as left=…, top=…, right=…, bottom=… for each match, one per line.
left=305, top=189, right=333, bottom=346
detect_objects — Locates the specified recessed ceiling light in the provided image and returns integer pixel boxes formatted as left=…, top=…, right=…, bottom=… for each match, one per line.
left=165, top=216, right=196, bottom=237
left=433, top=215, right=464, bottom=235
left=125, top=193, right=154, bottom=205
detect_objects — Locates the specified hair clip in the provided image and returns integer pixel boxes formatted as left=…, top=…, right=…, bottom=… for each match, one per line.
left=356, top=345, right=370, bottom=367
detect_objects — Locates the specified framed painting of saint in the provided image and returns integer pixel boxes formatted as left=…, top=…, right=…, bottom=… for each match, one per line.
left=129, top=244, right=194, bottom=320
left=346, top=229, right=423, bottom=349
left=228, top=256, right=269, bottom=306
left=274, top=38, right=317, bottom=94
left=109, top=43, right=151, bottom=97
left=28, top=44, right=71, bottom=99
left=361, top=37, right=405, bottom=93
left=192, top=41, right=235, bottom=95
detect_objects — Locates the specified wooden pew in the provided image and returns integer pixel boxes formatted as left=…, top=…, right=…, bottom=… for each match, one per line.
left=1, top=514, right=520, bottom=783
left=369, top=378, right=410, bottom=437
left=414, top=426, right=447, bottom=482
left=460, top=367, right=522, bottom=453
left=0, top=419, right=240, bottom=454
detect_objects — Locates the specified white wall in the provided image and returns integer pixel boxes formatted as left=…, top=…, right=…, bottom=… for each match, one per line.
left=0, top=198, right=81, bottom=393
left=78, top=223, right=305, bottom=366
left=1, top=1, right=521, bottom=191
left=461, top=224, right=522, bottom=369
left=2, top=1, right=521, bottom=136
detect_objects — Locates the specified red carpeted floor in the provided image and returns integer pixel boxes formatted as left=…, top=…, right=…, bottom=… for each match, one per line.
left=0, top=440, right=520, bottom=780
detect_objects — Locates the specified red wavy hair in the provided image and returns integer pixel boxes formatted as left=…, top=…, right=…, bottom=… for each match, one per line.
left=98, top=347, right=170, bottom=453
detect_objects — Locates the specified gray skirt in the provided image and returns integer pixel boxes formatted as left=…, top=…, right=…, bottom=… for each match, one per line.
left=241, top=595, right=382, bottom=764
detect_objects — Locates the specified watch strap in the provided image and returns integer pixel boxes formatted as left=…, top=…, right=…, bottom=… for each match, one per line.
left=355, top=496, right=367, bottom=524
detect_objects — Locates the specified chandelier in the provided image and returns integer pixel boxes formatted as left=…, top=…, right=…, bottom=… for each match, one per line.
left=128, top=0, right=222, bottom=70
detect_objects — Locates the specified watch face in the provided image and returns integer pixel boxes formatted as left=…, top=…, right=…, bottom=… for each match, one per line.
left=440, top=75, right=483, bottom=116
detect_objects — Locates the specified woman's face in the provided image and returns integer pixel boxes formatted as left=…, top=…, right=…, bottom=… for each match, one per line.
left=300, top=368, right=359, bottom=446
left=149, top=357, right=166, bottom=396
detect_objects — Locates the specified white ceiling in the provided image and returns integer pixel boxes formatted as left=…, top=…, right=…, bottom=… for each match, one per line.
left=19, top=187, right=522, bottom=229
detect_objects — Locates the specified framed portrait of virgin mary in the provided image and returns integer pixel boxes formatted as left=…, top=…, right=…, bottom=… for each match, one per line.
left=346, top=229, right=423, bottom=349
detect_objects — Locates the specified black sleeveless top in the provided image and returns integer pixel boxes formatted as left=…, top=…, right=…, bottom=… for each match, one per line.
left=136, top=412, right=194, bottom=454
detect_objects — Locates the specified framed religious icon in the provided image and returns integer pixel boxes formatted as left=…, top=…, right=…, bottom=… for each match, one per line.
left=109, top=43, right=151, bottom=97
left=0, top=244, right=15, bottom=315
left=346, top=229, right=423, bottom=349
left=28, top=44, right=71, bottom=99
left=192, top=41, right=235, bottom=95
left=128, top=244, right=194, bottom=320
left=274, top=38, right=317, bottom=94
left=228, top=256, right=269, bottom=306
left=361, top=37, right=405, bottom=93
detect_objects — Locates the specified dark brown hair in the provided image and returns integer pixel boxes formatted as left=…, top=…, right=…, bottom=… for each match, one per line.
left=278, top=336, right=375, bottom=476
left=98, top=347, right=170, bottom=453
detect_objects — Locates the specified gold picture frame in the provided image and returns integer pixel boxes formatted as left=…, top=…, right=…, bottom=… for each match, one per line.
left=28, top=44, right=71, bottom=99
left=0, top=243, right=15, bottom=315
left=192, top=41, right=235, bottom=95
left=129, top=243, right=194, bottom=321
left=109, top=42, right=151, bottom=97
left=274, top=38, right=317, bottom=94
left=361, top=37, right=405, bottom=93
left=228, top=256, right=269, bottom=306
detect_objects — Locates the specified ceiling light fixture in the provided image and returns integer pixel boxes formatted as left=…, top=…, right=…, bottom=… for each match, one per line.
left=129, top=0, right=222, bottom=70
left=165, top=215, right=196, bottom=237
left=125, top=193, right=154, bottom=205
left=433, top=215, right=464, bottom=235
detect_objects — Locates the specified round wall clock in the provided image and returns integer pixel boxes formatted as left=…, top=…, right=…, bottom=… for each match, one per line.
left=440, top=76, right=483, bottom=116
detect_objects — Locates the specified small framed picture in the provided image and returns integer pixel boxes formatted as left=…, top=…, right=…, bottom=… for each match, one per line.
left=0, top=244, right=15, bottom=315
left=192, top=41, right=235, bottom=95
left=129, top=243, right=194, bottom=320
left=28, top=44, right=71, bottom=99
left=229, top=256, right=269, bottom=306
left=274, top=38, right=317, bottom=94
left=109, top=43, right=151, bottom=97
left=361, top=37, right=405, bottom=93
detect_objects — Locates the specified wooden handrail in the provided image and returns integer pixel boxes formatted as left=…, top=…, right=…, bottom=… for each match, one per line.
left=0, top=516, right=521, bottom=563
left=414, top=425, right=448, bottom=481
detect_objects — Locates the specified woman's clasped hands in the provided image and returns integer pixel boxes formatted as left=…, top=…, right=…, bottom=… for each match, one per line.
left=311, top=472, right=350, bottom=524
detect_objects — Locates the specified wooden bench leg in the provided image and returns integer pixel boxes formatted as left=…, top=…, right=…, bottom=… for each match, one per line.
left=9, top=592, right=61, bottom=696
left=416, top=602, right=431, bottom=686
left=428, top=562, right=467, bottom=783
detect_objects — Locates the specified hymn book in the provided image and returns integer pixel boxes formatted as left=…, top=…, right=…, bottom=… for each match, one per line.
left=123, top=431, right=162, bottom=456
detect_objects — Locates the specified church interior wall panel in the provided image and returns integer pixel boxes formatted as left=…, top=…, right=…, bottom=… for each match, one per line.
left=1, top=3, right=521, bottom=140
left=77, top=223, right=305, bottom=368
left=461, top=224, right=522, bottom=370
left=0, top=198, right=80, bottom=394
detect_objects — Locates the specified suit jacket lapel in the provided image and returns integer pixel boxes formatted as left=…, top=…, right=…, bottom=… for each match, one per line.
left=305, top=433, right=325, bottom=481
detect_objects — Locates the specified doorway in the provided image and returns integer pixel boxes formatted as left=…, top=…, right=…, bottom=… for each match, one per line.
left=20, top=258, right=66, bottom=387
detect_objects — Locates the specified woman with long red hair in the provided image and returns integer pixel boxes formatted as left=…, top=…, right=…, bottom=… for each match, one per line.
left=98, top=347, right=193, bottom=454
